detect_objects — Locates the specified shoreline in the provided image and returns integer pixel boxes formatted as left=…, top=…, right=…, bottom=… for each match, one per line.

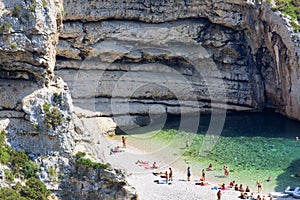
left=100, top=134, right=296, bottom=200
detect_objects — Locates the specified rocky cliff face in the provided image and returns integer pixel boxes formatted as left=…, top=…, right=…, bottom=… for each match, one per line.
left=0, top=0, right=74, bottom=155
left=1, top=0, right=300, bottom=199
left=55, top=0, right=300, bottom=129
left=0, top=0, right=136, bottom=199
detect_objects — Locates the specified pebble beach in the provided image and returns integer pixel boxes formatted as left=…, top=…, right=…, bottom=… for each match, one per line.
left=99, top=135, right=296, bottom=200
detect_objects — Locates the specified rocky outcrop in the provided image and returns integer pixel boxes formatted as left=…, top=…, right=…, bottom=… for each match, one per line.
left=0, top=0, right=63, bottom=85
left=55, top=0, right=300, bottom=128
left=61, top=164, right=137, bottom=200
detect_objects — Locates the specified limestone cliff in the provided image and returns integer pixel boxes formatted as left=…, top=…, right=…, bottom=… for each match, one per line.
left=1, top=0, right=300, bottom=199
left=56, top=0, right=300, bottom=129
left=0, top=0, right=136, bottom=199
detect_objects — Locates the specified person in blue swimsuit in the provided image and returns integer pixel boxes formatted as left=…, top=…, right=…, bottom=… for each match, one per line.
left=187, top=166, right=191, bottom=181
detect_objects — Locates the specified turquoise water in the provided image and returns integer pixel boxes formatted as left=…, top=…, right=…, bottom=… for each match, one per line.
left=156, top=110, right=300, bottom=191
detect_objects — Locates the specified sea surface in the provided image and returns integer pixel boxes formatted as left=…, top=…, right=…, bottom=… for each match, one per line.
left=127, top=109, right=300, bottom=192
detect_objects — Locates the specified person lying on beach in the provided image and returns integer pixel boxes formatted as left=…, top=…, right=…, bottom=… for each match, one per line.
left=155, top=172, right=168, bottom=179
left=110, top=146, right=124, bottom=154
left=154, top=179, right=169, bottom=184
left=153, top=172, right=164, bottom=176
left=135, top=160, right=149, bottom=165
left=144, top=162, right=159, bottom=170
left=195, top=181, right=209, bottom=186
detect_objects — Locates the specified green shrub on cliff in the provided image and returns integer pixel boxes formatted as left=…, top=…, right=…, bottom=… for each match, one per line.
left=0, top=178, right=50, bottom=200
left=75, top=151, right=86, bottom=159
left=23, top=161, right=39, bottom=179
left=0, top=131, right=39, bottom=179
left=0, top=188, right=27, bottom=200
left=12, top=4, right=21, bottom=17
left=75, top=152, right=110, bottom=169
left=76, top=157, right=110, bottom=169
left=43, top=103, right=64, bottom=128
left=271, top=0, right=300, bottom=22
left=0, top=177, right=50, bottom=200
left=0, top=131, right=47, bottom=199
left=21, top=178, right=50, bottom=200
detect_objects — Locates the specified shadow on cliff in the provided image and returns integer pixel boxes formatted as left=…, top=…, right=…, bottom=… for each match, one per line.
left=116, top=109, right=300, bottom=139
left=275, top=158, right=300, bottom=191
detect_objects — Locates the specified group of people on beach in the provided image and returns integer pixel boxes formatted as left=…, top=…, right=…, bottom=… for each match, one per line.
left=110, top=136, right=128, bottom=154
left=187, top=163, right=214, bottom=183
left=117, top=136, right=273, bottom=200
left=185, top=164, right=270, bottom=200
left=151, top=164, right=173, bottom=184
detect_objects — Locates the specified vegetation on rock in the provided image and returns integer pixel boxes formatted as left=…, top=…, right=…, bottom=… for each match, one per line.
left=0, top=131, right=49, bottom=199
left=20, top=177, right=50, bottom=200
left=269, top=0, right=300, bottom=31
left=0, top=131, right=38, bottom=179
left=0, top=178, right=50, bottom=200
left=75, top=152, right=110, bottom=169
left=42, top=103, right=64, bottom=129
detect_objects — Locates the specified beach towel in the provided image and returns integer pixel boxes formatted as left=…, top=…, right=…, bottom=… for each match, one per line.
left=154, top=180, right=168, bottom=184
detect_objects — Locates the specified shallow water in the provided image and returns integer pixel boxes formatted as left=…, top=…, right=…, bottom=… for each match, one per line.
left=129, top=110, right=300, bottom=192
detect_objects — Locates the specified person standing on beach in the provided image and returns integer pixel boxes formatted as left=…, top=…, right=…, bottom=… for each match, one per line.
left=217, top=189, right=222, bottom=200
left=122, top=136, right=127, bottom=148
left=185, top=139, right=189, bottom=148
left=224, top=166, right=229, bottom=176
left=165, top=171, right=168, bottom=182
left=187, top=167, right=191, bottom=181
left=256, top=181, right=262, bottom=193
left=201, top=169, right=206, bottom=181
left=169, top=167, right=173, bottom=181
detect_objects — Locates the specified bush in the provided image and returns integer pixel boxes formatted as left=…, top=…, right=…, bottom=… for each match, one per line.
left=12, top=4, right=21, bottom=17
left=0, top=131, right=39, bottom=179
left=0, top=178, right=50, bottom=200
left=48, top=167, right=56, bottom=178
left=291, top=20, right=300, bottom=32
left=272, top=0, right=300, bottom=22
left=42, top=0, right=47, bottom=8
left=75, top=151, right=86, bottom=159
left=4, top=169, right=14, bottom=182
left=21, top=178, right=50, bottom=200
left=0, top=188, right=27, bottom=200
left=0, top=130, right=6, bottom=146
left=0, top=149, right=11, bottom=164
left=10, top=150, right=29, bottom=175
left=3, top=22, right=12, bottom=32
left=77, top=158, right=110, bottom=169
left=23, top=161, right=39, bottom=179
left=43, top=103, right=64, bottom=128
